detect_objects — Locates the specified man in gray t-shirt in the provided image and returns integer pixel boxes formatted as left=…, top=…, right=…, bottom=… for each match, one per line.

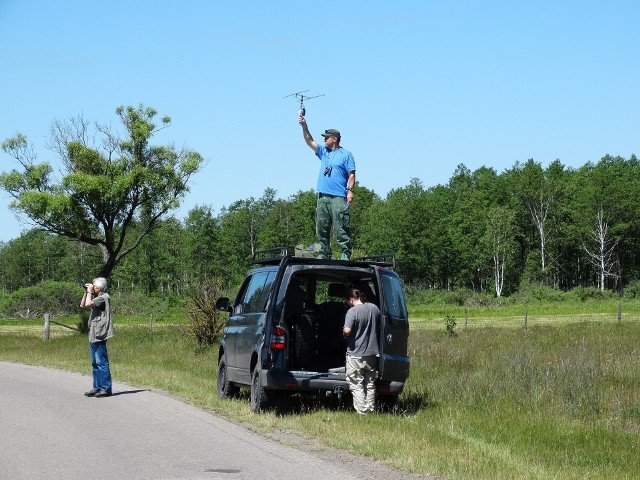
left=343, top=287, right=380, bottom=415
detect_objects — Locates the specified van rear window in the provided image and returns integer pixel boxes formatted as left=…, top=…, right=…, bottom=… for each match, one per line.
left=381, top=275, right=408, bottom=319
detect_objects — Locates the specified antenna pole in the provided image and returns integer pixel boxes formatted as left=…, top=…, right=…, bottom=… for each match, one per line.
left=284, top=90, right=325, bottom=117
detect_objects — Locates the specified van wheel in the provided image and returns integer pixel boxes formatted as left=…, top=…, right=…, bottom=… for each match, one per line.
left=217, top=357, right=239, bottom=399
left=250, top=368, right=272, bottom=413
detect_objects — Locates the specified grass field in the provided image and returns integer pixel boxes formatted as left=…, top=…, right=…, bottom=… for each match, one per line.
left=1, top=307, right=639, bottom=479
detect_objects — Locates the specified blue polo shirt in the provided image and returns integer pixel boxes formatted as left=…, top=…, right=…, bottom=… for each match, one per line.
left=315, top=144, right=356, bottom=196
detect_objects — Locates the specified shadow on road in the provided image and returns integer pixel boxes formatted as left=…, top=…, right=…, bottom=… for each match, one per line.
left=112, top=389, right=147, bottom=397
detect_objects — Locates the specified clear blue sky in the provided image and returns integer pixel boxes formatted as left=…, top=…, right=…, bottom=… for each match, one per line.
left=1, top=1, right=638, bottom=243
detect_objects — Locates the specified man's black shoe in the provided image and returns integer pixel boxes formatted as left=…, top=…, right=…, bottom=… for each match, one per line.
left=95, top=389, right=112, bottom=398
left=84, top=388, right=100, bottom=397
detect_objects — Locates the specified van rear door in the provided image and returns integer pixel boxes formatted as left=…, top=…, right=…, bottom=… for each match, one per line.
left=376, top=269, right=410, bottom=384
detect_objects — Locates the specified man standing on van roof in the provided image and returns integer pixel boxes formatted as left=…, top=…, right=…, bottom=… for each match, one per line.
left=299, top=114, right=355, bottom=260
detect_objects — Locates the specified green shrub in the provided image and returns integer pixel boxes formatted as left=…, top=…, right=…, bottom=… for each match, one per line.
left=77, top=310, right=90, bottom=333
left=444, top=314, right=457, bottom=336
left=181, top=276, right=226, bottom=346
left=512, top=283, right=566, bottom=304
left=463, top=291, right=505, bottom=307
left=405, top=284, right=510, bottom=308
left=106, top=291, right=187, bottom=323
left=623, top=279, right=640, bottom=298
left=0, top=281, right=83, bottom=318
left=405, top=284, right=478, bottom=306
left=567, top=286, right=615, bottom=302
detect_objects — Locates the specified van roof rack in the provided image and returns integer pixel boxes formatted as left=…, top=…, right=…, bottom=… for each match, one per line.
left=252, top=247, right=289, bottom=264
left=252, top=247, right=396, bottom=269
left=351, top=254, right=396, bottom=269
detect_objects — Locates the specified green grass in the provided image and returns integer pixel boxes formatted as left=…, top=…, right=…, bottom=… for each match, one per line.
left=1, top=313, right=639, bottom=479
left=409, top=296, right=640, bottom=320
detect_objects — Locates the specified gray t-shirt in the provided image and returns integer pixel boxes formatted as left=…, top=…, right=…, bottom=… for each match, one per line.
left=344, top=302, right=380, bottom=357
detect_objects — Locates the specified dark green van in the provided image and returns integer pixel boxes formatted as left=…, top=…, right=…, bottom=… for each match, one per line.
left=215, top=248, right=410, bottom=412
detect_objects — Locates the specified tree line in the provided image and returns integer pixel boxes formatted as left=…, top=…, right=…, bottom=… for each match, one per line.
left=1, top=153, right=639, bottom=297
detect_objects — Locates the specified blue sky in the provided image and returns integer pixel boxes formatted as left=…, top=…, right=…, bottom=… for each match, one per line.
left=1, top=1, right=638, bottom=243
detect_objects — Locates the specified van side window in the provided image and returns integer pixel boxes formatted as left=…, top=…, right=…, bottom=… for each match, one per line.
left=381, top=275, right=408, bottom=319
left=258, top=272, right=276, bottom=311
left=243, top=272, right=273, bottom=314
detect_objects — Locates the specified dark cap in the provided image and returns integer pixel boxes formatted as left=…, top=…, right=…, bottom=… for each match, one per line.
left=321, top=129, right=341, bottom=138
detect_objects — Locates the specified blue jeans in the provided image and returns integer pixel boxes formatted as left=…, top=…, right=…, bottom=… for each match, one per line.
left=90, top=340, right=112, bottom=391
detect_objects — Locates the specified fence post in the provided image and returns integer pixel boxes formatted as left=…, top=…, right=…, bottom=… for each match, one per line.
left=464, top=308, right=468, bottom=329
left=618, top=302, right=621, bottom=322
left=524, top=308, right=528, bottom=329
left=43, top=313, right=51, bottom=341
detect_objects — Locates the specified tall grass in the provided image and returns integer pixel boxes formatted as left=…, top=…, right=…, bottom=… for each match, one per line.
left=1, top=318, right=639, bottom=479
left=400, top=321, right=640, bottom=478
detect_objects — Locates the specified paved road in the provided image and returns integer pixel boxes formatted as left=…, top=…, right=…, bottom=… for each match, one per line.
left=0, top=362, right=428, bottom=480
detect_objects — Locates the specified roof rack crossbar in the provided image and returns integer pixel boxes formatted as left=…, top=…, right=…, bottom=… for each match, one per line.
left=352, top=254, right=396, bottom=269
left=252, top=246, right=290, bottom=264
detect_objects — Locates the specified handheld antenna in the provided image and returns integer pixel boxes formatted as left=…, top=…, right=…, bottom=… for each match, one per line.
left=284, top=90, right=325, bottom=116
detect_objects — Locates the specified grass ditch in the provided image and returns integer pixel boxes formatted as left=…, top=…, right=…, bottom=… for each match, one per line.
left=0, top=315, right=638, bottom=479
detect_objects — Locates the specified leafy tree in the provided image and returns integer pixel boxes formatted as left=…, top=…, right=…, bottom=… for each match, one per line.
left=424, top=184, right=457, bottom=289
left=110, top=217, right=188, bottom=294
left=266, top=189, right=319, bottom=251
left=0, top=229, right=102, bottom=291
left=571, top=155, right=640, bottom=289
left=448, top=165, right=498, bottom=291
left=184, top=205, right=222, bottom=282
left=360, top=178, right=431, bottom=283
left=149, top=217, right=189, bottom=294
left=0, top=105, right=204, bottom=279
left=215, top=189, right=277, bottom=283
left=260, top=198, right=294, bottom=251
left=348, top=184, right=380, bottom=255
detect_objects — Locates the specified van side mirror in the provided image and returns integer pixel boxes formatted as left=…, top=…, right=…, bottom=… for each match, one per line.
left=215, top=297, right=232, bottom=312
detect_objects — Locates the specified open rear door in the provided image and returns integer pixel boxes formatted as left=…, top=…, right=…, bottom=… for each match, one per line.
left=376, top=269, right=410, bottom=386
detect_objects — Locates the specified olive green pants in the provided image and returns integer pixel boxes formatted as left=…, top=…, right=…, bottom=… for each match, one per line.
left=316, top=194, right=351, bottom=259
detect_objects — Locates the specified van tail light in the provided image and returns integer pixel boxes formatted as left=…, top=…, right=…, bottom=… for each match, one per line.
left=270, top=326, right=286, bottom=350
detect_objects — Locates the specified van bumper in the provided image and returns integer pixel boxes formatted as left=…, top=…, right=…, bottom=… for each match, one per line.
left=260, top=369, right=405, bottom=394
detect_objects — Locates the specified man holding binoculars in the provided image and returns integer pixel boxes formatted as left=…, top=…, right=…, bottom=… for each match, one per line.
left=80, top=277, right=114, bottom=398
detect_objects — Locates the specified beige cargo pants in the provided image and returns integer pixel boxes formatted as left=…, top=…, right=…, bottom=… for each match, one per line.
left=345, top=354, right=377, bottom=414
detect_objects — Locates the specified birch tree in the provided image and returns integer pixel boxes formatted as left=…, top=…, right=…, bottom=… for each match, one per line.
left=484, top=207, right=516, bottom=297
left=583, top=207, right=619, bottom=291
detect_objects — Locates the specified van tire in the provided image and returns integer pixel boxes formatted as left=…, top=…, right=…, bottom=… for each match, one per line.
left=250, top=368, right=272, bottom=412
left=217, top=357, right=240, bottom=399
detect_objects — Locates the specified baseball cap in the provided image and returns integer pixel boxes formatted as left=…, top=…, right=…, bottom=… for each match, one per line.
left=321, top=129, right=341, bottom=138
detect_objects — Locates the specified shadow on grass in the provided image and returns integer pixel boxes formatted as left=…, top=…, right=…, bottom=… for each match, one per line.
left=261, top=389, right=432, bottom=417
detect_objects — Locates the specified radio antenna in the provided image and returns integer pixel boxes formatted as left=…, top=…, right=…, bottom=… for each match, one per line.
left=284, top=90, right=325, bottom=116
